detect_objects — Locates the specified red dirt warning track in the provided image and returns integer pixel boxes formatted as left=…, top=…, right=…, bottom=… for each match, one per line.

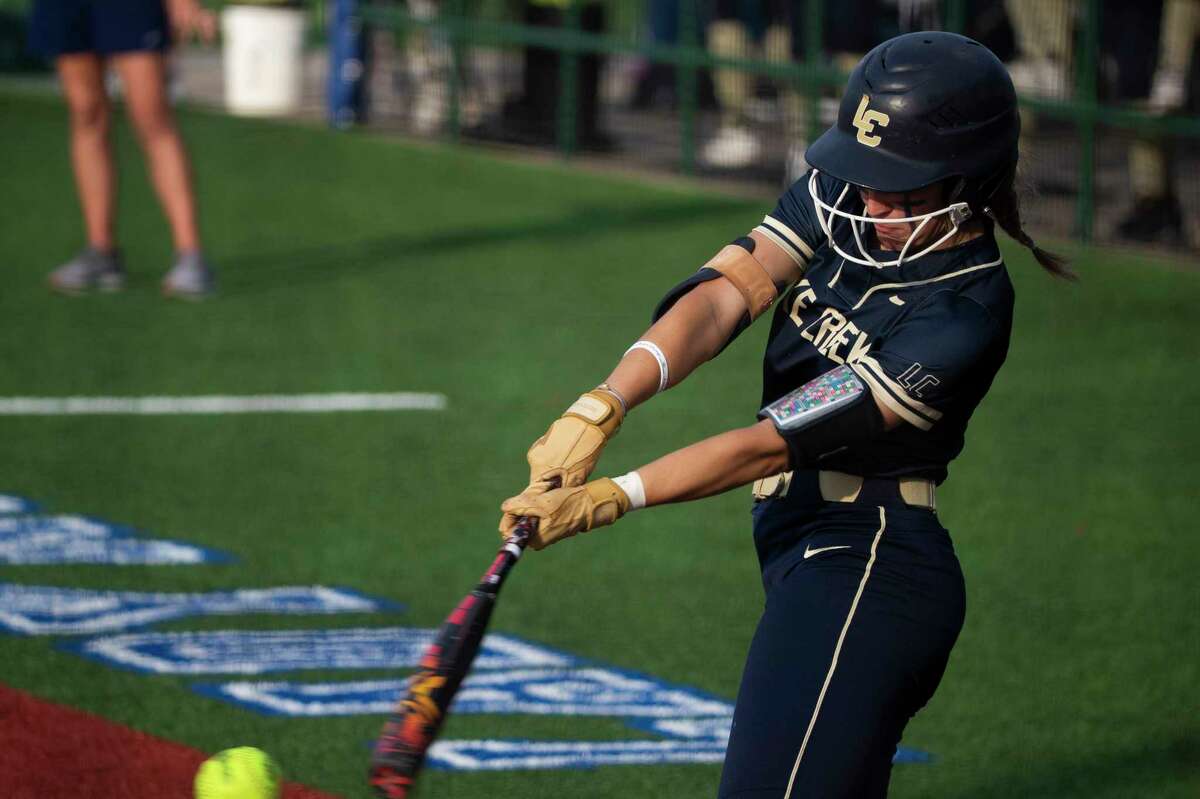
left=0, top=684, right=341, bottom=799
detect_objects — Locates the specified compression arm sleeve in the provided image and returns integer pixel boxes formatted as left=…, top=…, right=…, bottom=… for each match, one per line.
left=757, top=365, right=885, bottom=468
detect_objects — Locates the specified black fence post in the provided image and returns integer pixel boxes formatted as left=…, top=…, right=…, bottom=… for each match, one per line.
left=556, top=1, right=581, bottom=157
left=1075, top=0, right=1100, bottom=244
left=678, top=0, right=699, bottom=174
left=804, top=0, right=824, bottom=144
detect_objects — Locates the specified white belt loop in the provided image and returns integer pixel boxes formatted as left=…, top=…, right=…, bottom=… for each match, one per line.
left=897, top=477, right=937, bottom=510
left=818, top=471, right=864, bottom=503
left=751, top=471, right=793, bottom=500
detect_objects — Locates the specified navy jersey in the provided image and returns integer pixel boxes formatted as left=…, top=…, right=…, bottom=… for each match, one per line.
left=657, top=170, right=1014, bottom=485
left=754, top=170, right=1015, bottom=483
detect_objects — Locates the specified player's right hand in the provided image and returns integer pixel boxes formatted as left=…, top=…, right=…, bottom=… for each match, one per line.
left=525, top=389, right=624, bottom=490
left=499, top=478, right=631, bottom=550
left=166, top=0, right=217, bottom=43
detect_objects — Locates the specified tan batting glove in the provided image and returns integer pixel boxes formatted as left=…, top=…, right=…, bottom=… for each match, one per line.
left=525, top=389, right=624, bottom=490
left=499, top=478, right=631, bottom=551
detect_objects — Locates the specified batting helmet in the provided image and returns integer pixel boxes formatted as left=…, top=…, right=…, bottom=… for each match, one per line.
left=803, top=31, right=1020, bottom=266
left=806, top=31, right=1019, bottom=195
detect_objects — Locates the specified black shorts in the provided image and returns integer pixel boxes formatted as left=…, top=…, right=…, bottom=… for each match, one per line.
left=718, top=488, right=966, bottom=798
left=29, top=0, right=170, bottom=58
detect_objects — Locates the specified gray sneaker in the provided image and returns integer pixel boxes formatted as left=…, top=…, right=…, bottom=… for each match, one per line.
left=48, top=247, right=126, bottom=294
left=162, top=251, right=216, bottom=299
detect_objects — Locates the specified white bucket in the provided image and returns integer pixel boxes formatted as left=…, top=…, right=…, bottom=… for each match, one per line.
left=221, top=5, right=307, bottom=116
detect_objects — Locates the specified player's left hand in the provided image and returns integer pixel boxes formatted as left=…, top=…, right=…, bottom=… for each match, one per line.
left=166, top=0, right=217, bottom=44
left=500, top=478, right=630, bottom=550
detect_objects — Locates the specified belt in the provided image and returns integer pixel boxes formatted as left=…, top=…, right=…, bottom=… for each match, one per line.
left=751, top=470, right=937, bottom=511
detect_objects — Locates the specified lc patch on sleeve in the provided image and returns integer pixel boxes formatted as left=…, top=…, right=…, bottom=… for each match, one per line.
left=851, top=291, right=1003, bottom=431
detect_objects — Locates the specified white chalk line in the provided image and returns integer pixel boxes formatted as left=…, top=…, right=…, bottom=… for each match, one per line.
left=0, top=393, right=447, bottom=416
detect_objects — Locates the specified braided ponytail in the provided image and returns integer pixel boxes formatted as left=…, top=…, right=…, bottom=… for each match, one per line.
left=980, top=170, right=1075, bottom=280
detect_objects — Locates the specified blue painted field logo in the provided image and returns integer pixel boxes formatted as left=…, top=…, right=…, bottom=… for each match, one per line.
left=188, top=654, right=932, bottom=771
left=429, top=737, right=731, bottom=770
left=0, top=514, right=227, bottom=565
left=66, top=628, right=574, bottom=674
left=201, top=663, right=741, bottom=770
left=0, top=495, right=38, bottom=515
left=194, top=667, right=730, bottom=718
left=1, top=584, right=394, bottom=635
left=1, top=493, right=933, bottom=773
left=426, top=736, right=933, bottom=770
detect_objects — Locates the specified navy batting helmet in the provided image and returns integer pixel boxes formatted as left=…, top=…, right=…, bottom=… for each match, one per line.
left=805, top=31, right=1019, bottom=198
left=800, top=31, right=1020, bottom=267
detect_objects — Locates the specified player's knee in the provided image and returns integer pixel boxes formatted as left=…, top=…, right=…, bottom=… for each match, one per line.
left=127, top=104, right=176, bottom=144
left=68, top=96, right=110, bottom=134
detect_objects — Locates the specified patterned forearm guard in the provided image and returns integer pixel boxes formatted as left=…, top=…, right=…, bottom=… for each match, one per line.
left=758, top=365, right=866, bottom=434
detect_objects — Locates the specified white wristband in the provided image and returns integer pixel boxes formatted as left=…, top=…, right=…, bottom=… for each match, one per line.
left=613, top=471, right=646, bottom=511
left=625, top=340, right=669, bottom=394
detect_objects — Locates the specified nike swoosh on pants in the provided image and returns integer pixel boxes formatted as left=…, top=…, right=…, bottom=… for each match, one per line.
left=803, top=544, right=852, bottom=559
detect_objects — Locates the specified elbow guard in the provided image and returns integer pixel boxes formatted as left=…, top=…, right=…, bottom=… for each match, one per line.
left=652, top=237, right=785, bottom=352
left=758, top=365, right=885, bottom=468
left=704, top=236, right=780, bottom=321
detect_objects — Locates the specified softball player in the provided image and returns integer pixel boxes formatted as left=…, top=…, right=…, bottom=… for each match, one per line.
left=29, top=0, right=217, bottom=297
left=501, top=31, right=1071, bottom=798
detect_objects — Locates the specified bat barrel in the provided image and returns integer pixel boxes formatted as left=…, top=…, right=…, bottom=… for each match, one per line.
left=369, top=517, right=538, bottom=797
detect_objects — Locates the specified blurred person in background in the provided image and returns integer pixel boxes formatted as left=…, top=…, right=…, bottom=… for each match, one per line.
left=700, top=0, right=790, bottom=169
left=703, top=0, right=882, bottom=176
left=396, top=0, right=488, bottom=135
left=1097, top=0, right=1198, bottom=247
left=1004, top=0, right=1071, bottom=98
left=1115, top=0, right=1198, bottom=246
left=468, top=0, right=613, bottom=151
left=629, top=0, right=682, bottom=110
left=30, top=0, right=218, bottom=298
left=1147, top=0, right=1199, bottom=113
left=328, top=0, right=371, bottom=129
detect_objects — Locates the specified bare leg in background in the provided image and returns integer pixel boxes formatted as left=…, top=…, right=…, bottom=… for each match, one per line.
left=58, top=53, right=116, bottom=252
left=111, top=50, right=201, bottom=253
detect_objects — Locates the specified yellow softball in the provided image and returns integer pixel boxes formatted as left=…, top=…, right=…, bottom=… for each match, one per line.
left=194, top=746, right=282, bottom=799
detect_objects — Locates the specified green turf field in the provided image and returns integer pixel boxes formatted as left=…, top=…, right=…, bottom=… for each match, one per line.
left=0, top=88, right=1197, bottom=798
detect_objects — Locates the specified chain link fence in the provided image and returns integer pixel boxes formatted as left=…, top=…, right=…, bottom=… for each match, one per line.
left=2, top=0, right=1196, bottom=250
left=351, top=0, right=1200, bottom=250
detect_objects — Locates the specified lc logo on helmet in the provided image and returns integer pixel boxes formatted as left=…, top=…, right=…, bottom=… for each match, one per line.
left=852, top=94, right=890, bottom=147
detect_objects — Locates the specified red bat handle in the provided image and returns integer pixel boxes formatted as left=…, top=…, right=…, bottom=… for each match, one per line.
left=368, top=517, right=538, bottom=798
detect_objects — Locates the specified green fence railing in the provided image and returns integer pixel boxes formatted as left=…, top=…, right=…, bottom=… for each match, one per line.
left=2, top=0, right=1194, bottom=248
left=358, top=0, right=1200, bottom=248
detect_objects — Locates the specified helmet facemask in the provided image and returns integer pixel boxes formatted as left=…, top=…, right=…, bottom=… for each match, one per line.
left=807, top=171, right=974, bottom=268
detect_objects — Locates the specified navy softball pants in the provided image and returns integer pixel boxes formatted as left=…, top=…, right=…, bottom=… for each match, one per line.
left=718, top=501, right=966, bottom=798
